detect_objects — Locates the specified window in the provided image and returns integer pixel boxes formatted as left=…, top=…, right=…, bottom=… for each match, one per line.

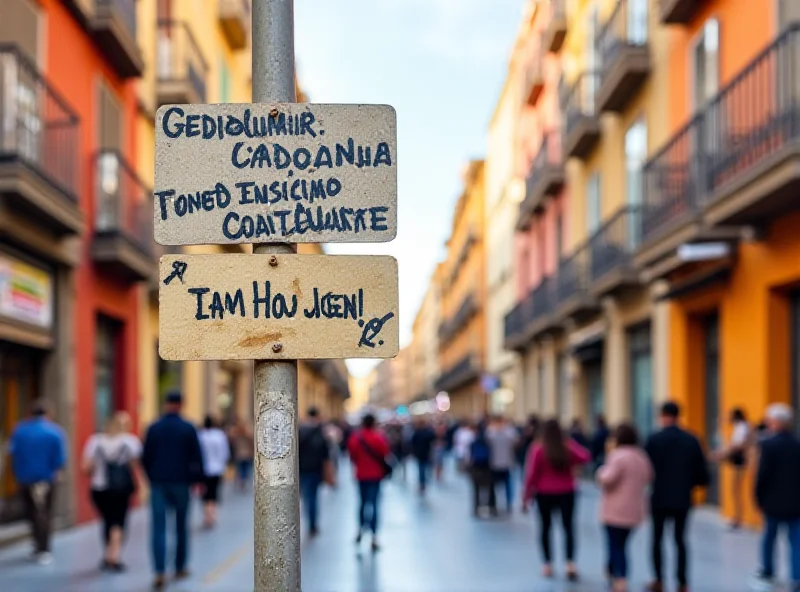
left=219, top=60, right=231, bottom=103
left=99, top=83, right=122, bottom=151
left=625, top=119, right=647, bottom=248
left=95, top=316, right=121, bottom=432
left=587, top=172, right=601, bottom=233
left=628, top=323, right=653, bottom=437
left=628, top=0, right=648, bottom=45
left=693, top=19, right=720, bottom=110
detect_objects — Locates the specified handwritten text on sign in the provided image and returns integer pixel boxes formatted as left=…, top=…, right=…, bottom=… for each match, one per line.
left=158, top=254, right=399, bottom=360
left=154, top=103, right=397, bottom=245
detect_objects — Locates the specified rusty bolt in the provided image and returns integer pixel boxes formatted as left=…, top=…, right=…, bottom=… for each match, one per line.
left=269, top=256, right=278, bottom=267
left=269, top=108, right=279, bottom=118
left=272, top=343, right=283, bottom=353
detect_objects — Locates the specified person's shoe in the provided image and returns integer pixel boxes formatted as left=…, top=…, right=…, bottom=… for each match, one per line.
left=541, top=564, right=553, bottom=578
left=174, top=569, right=190, bottom=580
left=152, top=575, right=166, bottom=590
left=646, top=582, right=663, bottom=592
left=370, top=539, right=380, bottom=553
left=565, top=563, right=579, bottom=582
left=309, top=527, right=319, bottom=538
left=748, top=570, right=775, bottom=591
left=109, top=562, right=126, bottom=573
left=100, top=559, right=111, bottom=571
left=36, top=552, right=53, bottom=566
left=355, top=531, right=362, bottom=544
left=677, top=586, right=688, bottom=592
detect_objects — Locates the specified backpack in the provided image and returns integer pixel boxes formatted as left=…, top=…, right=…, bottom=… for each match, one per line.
left=470, top=437, right=491, bottom=468
left=99, top=444, right=135, bottom=493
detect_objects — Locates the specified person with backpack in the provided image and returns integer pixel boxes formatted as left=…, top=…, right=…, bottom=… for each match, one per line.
left=81, top=411, right=141, bottom=572
left=469, top=426, right=496, bottom=517
left=523, top=419, right=591, bottom=581
left=298, top=407, right=332, bottom=537
left=347, top=413, right=391, bottom=552
left=198, top=415, right=230, bottom=529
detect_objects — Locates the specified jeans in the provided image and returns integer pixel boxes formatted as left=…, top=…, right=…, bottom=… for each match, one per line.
left=417, top=460, right=431, bottom=490
left=761, top=515, right=800, bottom=581
left=21, top=483, right=55, bottom=553
left=651, top=507, right=690, bottom=586
left=536, top=492, right=576, bottom=562
left=491, top=469, right=513, bottom=511
left=358, top=480, right=381, bottom=534
left=471, top=467, right=496, bottom=513
left=299, top=472, right=322, bottom=531
left=606, top=525, right=633, bottom=579
left=150, top=483, right=191, bottom=575
left=236, top=459, right=253, bottom=484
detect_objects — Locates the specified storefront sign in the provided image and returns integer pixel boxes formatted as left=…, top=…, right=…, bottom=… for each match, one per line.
left=154, top=103, right=397, bottom=246
left=158, top=253, right=399, bottom=360
left=0, top=254, right=52, bottom=329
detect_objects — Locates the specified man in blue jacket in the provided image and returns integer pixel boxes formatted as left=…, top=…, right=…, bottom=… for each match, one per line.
left=9, top=399, right=66, bottom=565
left=142, top=391, right=203, bottom=590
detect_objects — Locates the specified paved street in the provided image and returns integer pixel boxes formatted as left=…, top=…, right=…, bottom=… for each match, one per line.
left=0, top=461, right=780, bottom=592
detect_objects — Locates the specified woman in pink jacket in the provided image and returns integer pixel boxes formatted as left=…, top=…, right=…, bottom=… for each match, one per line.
left=596, top=423, right=653, bottom=592
left=523, top=419, right=591, bottom=581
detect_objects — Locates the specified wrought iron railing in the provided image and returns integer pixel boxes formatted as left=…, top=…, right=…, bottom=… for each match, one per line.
left=561, top=71, right=600, bottom=136
left=435, top=353, right=479, bottom=392
left=556, top=244, right=591, bottom=302
left=597, top=0, right=649, bottom=79
left=439, top=293, right=477, bottom=344
left=588, top=205, right=641, bottom=281
left=0, top=45, right=80, bottom=200
left=157, top=20, right=208, bottom=102
left=97, top=0, right=137, bottom=38
left=95, top=149, right=153, bottom=255
left=641, top=115, right=706, bottom=243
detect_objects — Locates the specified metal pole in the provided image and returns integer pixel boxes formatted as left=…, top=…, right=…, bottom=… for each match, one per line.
left=251, top=1, right=300, bottom=590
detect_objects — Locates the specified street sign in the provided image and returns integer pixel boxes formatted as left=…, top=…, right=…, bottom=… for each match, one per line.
left=154, top=103, right=397, bottom=246
left=158, top=253, right=399, bottom=360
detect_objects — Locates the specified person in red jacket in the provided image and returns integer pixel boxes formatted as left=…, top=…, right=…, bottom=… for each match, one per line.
left=523, top=419, right=591, bottom=581
left=347, top=413, right=391, bottom=551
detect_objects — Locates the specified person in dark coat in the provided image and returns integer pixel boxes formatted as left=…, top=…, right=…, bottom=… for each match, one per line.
left=298, top=407, right=330, bottom=537
left=751, top=404, right=800, bottom=590
left=589, top=415, right=610, bottom=473
left=410, top=418, right=436, bottom=495
left=644, top=401, right=709, bottom=592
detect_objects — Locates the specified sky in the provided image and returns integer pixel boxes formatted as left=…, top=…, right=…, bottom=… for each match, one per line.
left=294, top=0, right=525, bottom=377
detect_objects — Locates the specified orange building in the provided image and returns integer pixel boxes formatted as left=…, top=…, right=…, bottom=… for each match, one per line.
left=637, top=0, right=799, bottom=524
left=436, top=161, right=487, bottom=419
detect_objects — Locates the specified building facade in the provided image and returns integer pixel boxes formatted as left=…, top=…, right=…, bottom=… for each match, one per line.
left=436, top=161, right=487, bottom=419
left=408, top=264, right=443, bottom=403
left=368, top=348, right=409, bottom=409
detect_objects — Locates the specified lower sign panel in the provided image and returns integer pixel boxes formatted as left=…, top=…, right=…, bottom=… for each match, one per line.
left=158, top=254, right=399, bottom=360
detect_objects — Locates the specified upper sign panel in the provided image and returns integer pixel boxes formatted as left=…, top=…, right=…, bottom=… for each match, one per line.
left=154, top=103, right=397, bottom=245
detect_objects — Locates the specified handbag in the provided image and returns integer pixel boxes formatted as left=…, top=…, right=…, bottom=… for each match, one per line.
left=359, top=435, right=393, bottom=479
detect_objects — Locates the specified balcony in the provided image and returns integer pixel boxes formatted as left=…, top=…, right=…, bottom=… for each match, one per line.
left=596, top=0, right=651, bottom=113
left=542, top=0, right=567, bottom=53
left=439, top=293, right=478, bottom=345
left=561, top=72, right=601, bottom=159
left=0, top=45, right=83, bottom=235
left=588, top=205, right=642, bottom=296
left=219, top=0, right=250, bottom=51
left=660, top=0, right=706, bottom=24
left=517, top=131, right=564, bottom=230
left=554, top=244, right=598, bottom=321
left=701, top=26, right=800, bottom=228
left=503, top=276, right=558, bottom=351
left=92, top=150, right=156, bottom=282
left=504, top=298, right=530, bottom=351
left=157, top=21, right=208, bottom=106
left=435, top=353, right=481, bottom=393
left=91, top=0, right=144, bottom=78
left=525, top=49, right=545, bottom=106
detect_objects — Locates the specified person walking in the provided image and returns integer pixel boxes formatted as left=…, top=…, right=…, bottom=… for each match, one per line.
left=348, top=413, right=391, bottom=552
left=298, top=407, right=331, bottom=537
left=142, top=391, right=204, bottom=591
left=514, top=415, right=540, bottom=479
left=410, top=418, right=436, bottom=495
left=569, top=418, right=590, bottom=450
left=711, top=408, right=750, bottom=529
left=198, top=415, right=229, bottom=529
left=432, top=420, right=448, bottom=482
left=228, top=418, right=254, bottom=492
left=9, top=400, right=66, bottom=565
left=523, top=419, right=591, bottom=581
left=645, top=401, right=710, bottom=592
left=590, top=415, right=611, bottom=474
left=468, top=425, right=496, bottom=517
left=81, top=411, right=141, bottom=571
left=750, top=404, right=800, bottom=591
left=453, top=421, right=476, bottom=473
left=486, top=415, right=518, bottom=514
left=597, top=423, right=653, bottom=592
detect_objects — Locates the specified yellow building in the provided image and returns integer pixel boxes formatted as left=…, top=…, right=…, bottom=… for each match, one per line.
left=436, top=161, right=487, bottom=419
left=408, top=265, right=444, bottom=403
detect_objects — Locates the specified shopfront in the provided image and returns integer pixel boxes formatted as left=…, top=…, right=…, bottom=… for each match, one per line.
left=628, top=323, right=654, bottom=438
left=0, top=249, right=55, bottom=524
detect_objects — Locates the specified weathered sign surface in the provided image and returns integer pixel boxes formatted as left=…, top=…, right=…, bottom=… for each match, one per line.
left=154, top=103, right=397, bottom=245
left=158, top=254, right=399, bottom=360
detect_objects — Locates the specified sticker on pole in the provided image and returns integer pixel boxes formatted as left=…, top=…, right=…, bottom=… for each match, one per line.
left=154, top=103, right=397, bottom=245
left=158, top=253, right=399, bottom=360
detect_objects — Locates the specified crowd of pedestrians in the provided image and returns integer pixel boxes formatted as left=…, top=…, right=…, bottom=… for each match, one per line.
left=6, top=392, right=800, bottom=591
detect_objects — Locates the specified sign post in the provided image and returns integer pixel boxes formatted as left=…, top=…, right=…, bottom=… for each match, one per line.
left=251, top=1, right=300, bottom=590
left=155, top=1, right=398, bottom=589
